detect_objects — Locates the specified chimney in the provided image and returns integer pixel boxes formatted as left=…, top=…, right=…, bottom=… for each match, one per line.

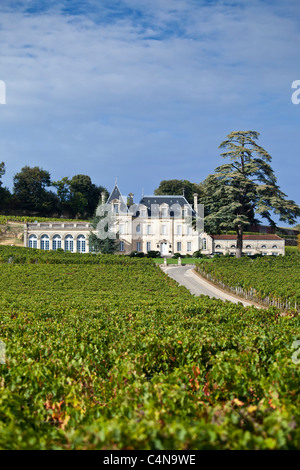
left=101, top=192, right=106, bottom=205
left=193, top=193, right=198, bottom=214
left=128, top=193, right=134, bottom=206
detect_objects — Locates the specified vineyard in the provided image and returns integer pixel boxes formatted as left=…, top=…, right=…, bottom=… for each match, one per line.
left=0, top=247, right=299, bottom=449
left=195, top=249, right=300, bottom=311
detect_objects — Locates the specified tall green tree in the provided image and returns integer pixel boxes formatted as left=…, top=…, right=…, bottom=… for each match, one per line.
left=69, top=174, right=105, bottom=217
left=0, top=162, right=12, bottom=211
left=154, top=179, right=204, bottom=204
left=13, top=166, right=58, bottom=214
left=0, top=162, right=5, bottom=185
left=52, top=177, right=71, bottom=205
left=203, top=131, right=300, bottom=257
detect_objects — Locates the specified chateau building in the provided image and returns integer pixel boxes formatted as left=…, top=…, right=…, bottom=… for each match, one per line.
left=23, top=182, right=285, bottom=256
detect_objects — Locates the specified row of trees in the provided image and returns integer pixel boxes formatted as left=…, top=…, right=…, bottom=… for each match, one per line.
left=0, top=164, right=108, bottom=219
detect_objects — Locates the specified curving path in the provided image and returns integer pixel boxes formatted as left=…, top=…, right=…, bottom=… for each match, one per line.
left=161, top=264, right=256, bottom=307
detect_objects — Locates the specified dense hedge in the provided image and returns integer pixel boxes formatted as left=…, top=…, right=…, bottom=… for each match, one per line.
left=0, top=247, right=299, bottom=449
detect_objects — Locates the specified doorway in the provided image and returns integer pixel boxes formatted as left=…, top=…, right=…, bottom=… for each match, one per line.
left=160, top=242, right=168, bottom=256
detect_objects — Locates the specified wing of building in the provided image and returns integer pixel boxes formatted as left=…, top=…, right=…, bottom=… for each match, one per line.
left=200, top=234, right=285, bottom=257
left=23, top=182, right=285, bottom=256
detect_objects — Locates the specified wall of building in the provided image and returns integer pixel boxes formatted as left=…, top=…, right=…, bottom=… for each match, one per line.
left=211, top=237, right=285, bottom=256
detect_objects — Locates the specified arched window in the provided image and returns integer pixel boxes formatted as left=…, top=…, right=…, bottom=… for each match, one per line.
left=136, top=224, right=141, bottom=233
left=40, top=235, right=50, bottom=250
left=52, top=235, right=62, bottom=251
left=64, top=235, right=74, bottom=252
left=246, top=245, right=252, bottom=249
left=77, top=235, right=86, bottom=253
left=261, top=245, right=267, bottom=249
left=230, top=244, right=236, bottom=249
left=28, top=234, right=37, bottom=248
left=272, top=245, right=278, bottom=249
left=216, top=244, right=221, bottom=249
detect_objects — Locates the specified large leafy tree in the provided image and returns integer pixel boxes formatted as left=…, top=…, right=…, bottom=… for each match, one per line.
left=0, top=162, right=4, bottom=185
left=154, top=179, right=204, bottom=205
left=13, top=165, right=58, bottom=214
left=89, top=203, right=119, bottom=254
left=203, top=131, right=300, bottom=257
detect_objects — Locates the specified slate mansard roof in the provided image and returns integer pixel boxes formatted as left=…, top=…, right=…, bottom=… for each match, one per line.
left=106, top=183, right=128, bottom=212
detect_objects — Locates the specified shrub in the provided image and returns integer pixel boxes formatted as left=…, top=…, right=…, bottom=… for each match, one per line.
left=146, top=250, right=161, bottom=258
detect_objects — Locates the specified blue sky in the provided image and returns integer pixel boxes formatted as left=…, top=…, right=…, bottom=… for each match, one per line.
left=0, top=0, right=299, bottom=226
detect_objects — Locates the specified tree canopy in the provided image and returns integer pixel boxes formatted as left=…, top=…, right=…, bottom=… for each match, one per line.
left=154, top=179, right=204, bottom=204
left=0, top=162, right=5, bottom=186
left=0, top=162, right=11, bottom=210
